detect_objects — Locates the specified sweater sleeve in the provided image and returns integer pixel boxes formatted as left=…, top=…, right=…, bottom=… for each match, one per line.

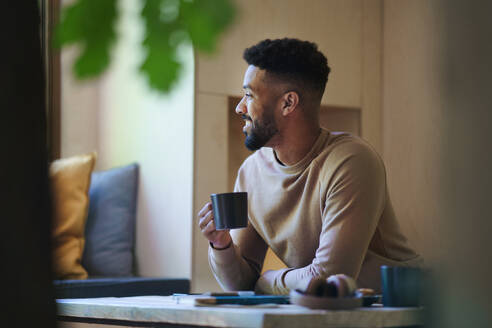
left=208, top=222, right=268, bottom=291
left=208, top=166, right=269, bottom=291
left=276, top=144, right=387, bottom=292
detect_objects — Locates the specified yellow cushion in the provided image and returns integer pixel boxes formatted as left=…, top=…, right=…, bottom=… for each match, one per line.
left=50, top=152, right=96, bottom=280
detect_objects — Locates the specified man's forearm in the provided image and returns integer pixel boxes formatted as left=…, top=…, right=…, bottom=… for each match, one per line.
left=256, top=260, right=360, bottom=295
left=254, top=268, right=294, bottom=294
left=208, top=243, right=259, bottom=291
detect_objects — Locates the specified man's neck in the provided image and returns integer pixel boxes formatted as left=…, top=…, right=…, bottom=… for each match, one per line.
left=272, top=124, right=321, bottom=166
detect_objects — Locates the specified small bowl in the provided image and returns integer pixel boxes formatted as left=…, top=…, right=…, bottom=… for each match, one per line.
left=289, top=289, right=362, bottom=310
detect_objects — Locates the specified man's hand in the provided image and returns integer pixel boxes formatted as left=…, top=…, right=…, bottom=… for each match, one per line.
left=197, top=202, right=232, bottom=249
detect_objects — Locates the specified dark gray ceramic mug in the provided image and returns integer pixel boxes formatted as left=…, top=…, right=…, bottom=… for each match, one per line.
left=210, top=192, right=248, bottom=230
left=381, top=265, right=421, bottom=307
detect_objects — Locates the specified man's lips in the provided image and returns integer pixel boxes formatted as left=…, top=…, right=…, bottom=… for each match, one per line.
left=241, top=115, right=252, bottom=134
left=243, top=121, right=251, bottom=132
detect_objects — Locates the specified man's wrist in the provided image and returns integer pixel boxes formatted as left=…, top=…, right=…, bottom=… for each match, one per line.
left=210, top=234, right=232, bottom=250
left=210, top=240, right=232, bottom=250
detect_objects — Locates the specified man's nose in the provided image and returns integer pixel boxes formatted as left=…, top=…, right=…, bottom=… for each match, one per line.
left=235, top=97, right=247, bottom=115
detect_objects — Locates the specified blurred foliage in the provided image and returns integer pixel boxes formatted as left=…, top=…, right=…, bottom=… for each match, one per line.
left=55, top=0, right=236, bottom=93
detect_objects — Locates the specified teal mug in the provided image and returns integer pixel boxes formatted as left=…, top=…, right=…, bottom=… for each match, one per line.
left=381, top=266, right=421, bottom=307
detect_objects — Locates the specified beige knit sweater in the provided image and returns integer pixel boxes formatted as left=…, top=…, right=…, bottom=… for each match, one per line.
left=209, top=129, right=422, bottom=294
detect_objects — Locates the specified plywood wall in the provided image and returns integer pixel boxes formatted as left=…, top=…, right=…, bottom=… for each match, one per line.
left=382, top=1, right=445, bottom=264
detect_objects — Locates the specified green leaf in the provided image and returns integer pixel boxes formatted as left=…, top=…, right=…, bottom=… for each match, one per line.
left=180, top=0, right=236, bottom=52
left=140, top=48, right=181, bottom=93
left=74, top=41, right=111, bottom=78
left=54, top=0, right=118, bottom=79
left=140, top=0, right=184, bottom=92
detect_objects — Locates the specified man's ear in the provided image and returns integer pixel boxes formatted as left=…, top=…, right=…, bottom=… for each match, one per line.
left=281, top=91, right=299, bottom=116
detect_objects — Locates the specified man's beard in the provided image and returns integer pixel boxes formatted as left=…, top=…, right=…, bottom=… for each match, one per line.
left=243, top=110, right=278, bottom=151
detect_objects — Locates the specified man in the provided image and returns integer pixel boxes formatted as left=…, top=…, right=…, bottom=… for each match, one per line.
left=197, top=38, right=422, bottom=294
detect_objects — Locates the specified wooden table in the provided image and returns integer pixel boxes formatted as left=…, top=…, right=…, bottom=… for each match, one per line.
left=57, top=296, right=424, bottom=328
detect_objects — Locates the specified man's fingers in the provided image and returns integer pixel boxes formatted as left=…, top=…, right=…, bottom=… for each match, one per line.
left=198, top=210, right=213, bottom=229
left=202, top=219, right=216, bottom=235
left=197, top=202, right=212, bottom=218
left=197, top=202, right=226, bottom=245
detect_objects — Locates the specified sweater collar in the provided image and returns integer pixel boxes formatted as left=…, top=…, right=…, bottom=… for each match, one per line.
left=271, top=128, right=330, bottom=174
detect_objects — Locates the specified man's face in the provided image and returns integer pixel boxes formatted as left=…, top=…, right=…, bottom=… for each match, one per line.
left=236, top=65, right=281, bottom=151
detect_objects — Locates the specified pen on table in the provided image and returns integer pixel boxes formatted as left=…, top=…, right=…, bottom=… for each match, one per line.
left=172, top=291, right=255, bottom=297
left=194, top=295, right=290, bottom=305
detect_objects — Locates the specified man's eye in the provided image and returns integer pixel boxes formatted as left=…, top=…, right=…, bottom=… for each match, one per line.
left=245, top=93, right=252, bottom=98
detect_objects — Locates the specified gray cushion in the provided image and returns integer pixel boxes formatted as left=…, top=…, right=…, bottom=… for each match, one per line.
left=82, top=163, right=139, bottom=276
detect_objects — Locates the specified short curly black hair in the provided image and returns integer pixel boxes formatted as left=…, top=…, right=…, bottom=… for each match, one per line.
left=243, top=38, right=330, bottom=101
